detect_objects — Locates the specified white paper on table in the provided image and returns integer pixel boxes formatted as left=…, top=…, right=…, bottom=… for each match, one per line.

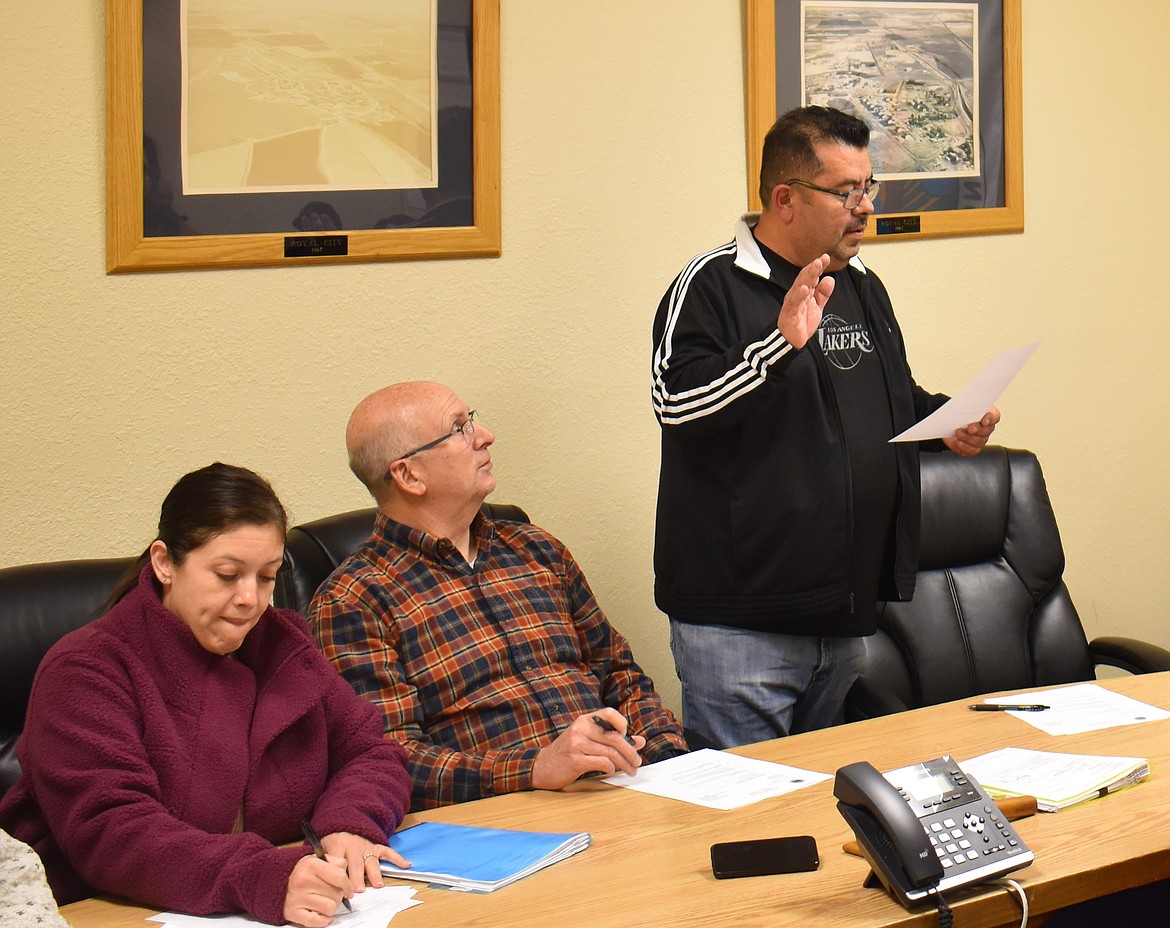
left=601, top=748, right=830, bottom=810
left=890, top=341, right=1040, bottom=442
left=982, top=683, right=1170, bottom=736
left=148, top=885, right=421, bottom=928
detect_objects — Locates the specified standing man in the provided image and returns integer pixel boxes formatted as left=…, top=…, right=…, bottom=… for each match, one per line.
left=309, top=382, right=686, bottom=810
left=651, top=106, right=998, bottom=748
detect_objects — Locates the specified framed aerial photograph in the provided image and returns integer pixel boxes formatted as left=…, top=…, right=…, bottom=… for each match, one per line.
left=745, top=0, right=1022, bottom=241
left=106, top=0, right=500, bottom=272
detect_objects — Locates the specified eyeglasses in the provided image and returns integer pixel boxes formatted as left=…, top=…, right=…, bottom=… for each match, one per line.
left=784, top=179, right=880, bottom=210
left=388, top=410, right=478, bottom=472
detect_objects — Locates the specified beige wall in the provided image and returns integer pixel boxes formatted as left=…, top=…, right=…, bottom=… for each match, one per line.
left=3, top=1, right=1168, bottom=716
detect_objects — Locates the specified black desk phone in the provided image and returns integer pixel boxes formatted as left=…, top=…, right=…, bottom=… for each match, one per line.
left=834, top=755, right=1034, bottom=907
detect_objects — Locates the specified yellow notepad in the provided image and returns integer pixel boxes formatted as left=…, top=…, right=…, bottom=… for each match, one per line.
left=961, top=747, right=1149, bottom=812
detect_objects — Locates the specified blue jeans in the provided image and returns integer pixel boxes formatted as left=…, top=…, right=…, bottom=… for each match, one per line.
left=669, top=620, right=865, bottom=748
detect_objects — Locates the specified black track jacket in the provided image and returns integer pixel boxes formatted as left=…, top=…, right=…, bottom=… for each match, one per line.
left=651, top=215, right=948, bottom=637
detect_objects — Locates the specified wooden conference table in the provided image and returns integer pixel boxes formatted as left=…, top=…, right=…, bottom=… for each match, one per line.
left=62, top=673, right=1170, bottom=928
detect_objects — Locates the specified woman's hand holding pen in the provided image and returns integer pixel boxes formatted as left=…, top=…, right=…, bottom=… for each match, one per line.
left=532, top=708, right=646, bottom=790
left=284, top=852, right=353, bottom=928
left=321, top=830, right=410, bottom=893
left=287, top=824, right=412, bottom=926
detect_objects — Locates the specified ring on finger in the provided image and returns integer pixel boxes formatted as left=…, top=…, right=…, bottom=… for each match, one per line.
left=362, top=852, right=377, bottom=861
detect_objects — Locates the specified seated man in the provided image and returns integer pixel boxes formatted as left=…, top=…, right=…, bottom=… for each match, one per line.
left=308, top=381, right=687, bottom=809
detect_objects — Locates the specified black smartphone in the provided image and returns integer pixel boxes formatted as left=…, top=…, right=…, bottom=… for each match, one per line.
left=710, top=835, right=820, bottom=879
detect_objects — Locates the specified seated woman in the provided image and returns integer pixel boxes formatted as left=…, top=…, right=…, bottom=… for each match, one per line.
left=0, top=463, right=412, bottom=927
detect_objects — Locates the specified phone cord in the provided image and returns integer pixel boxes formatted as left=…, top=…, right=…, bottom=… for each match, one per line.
left=926, top=887, right=953, bottom=928
left=993, top=878, right=1030, bottom=928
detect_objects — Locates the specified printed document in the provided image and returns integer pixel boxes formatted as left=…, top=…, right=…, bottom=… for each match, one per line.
left=602, top=748, right=830, bottom=810
left=982, top=683, right=1170, bottom=735
left=890, top=341, right=1040, bottom=442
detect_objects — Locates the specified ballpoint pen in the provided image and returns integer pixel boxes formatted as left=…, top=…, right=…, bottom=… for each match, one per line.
left=968, top=703, right=1050, bottom=712
left=301, top=820, right=353, bottom=913
left=592, top=714, right=636, bottom=745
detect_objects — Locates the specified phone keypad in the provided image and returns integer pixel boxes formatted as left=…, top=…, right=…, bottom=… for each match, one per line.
left=925, top=802, right=1021, bottom=871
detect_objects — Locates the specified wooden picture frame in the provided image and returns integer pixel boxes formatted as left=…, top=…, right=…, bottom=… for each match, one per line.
left=745, top=0, right=1022, bottom=241
left=106, top=0, right=501, bottom=273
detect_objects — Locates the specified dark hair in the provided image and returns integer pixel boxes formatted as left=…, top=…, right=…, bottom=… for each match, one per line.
left=104, top=463, right=288, bottom=610
left=758, top=106, right=870, bottom=205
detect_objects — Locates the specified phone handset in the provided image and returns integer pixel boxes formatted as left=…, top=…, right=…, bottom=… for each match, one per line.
left=834, top=760, right=944, bottom=890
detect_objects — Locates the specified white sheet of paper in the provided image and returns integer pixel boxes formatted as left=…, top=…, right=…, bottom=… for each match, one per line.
left=148, top=885, right=421, bottom=928
left=601, top=748, right=830, bottom=810
left=890, top=341, right=1040, bottom=442
left=982, top=683, right=1170, bottom=736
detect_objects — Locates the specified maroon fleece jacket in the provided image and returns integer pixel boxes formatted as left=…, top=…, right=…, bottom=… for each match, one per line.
left=0, top=567, right=411, bottom=924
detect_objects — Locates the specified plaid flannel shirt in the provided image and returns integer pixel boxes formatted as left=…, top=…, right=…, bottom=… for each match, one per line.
left=308, top=510, right=686, bottom=809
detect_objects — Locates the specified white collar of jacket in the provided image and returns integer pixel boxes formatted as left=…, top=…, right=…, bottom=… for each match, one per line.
left=732, top=211, right=867, bottom=279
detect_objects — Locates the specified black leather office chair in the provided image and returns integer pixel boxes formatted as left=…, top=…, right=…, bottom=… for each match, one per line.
left=844, top=447, right=1170, bottom=721
left=274, top=501, right=531, bottom=615
left=0, top=556, right=135, bottom=797
left=0, top=502, right=530, bottom=799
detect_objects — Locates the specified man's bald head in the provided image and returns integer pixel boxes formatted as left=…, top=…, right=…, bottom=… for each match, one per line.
left=346, top=381, right=451, bottom=500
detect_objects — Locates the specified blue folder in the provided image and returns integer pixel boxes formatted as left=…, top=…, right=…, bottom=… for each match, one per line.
left=382, top=821, right=592, bottom=892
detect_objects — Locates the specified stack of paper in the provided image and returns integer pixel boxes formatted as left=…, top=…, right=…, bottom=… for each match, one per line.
left=961, top=747, right=1150, bottom=812
left=382, top=821, right=591, bottom=892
